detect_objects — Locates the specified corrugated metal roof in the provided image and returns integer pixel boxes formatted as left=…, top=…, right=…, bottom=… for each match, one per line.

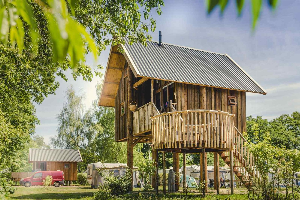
left=122, top=39, right=266, bottom=94
left=89, top=162, right=138, bottom=169
left=29, top=149, right=83, bottom=162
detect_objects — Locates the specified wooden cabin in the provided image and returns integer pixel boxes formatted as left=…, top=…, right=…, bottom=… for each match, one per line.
left=98, top=36, right=266, bottom=193
left=29, top=148, right=82, bottom=182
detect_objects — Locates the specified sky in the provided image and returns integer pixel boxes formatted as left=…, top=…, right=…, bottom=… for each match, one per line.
left=35, top=0, right=300, bottom=144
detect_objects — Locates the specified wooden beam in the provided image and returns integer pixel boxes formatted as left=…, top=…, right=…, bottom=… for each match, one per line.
left=200, top=149, right=208, bottom=195
left=230, top=150, right=234, bottom=195
left=163, top=151, right=166, bottom=194
left=183, top=152, right=186, bottom=193
left=126, top=67, right=134, bottom=191
left=155, top=150, right=159, bottom=194
left=133, top=77, right=150, bottom=89
left=173, top=152, right=180, bottom=191
left=151, top=79, right=154, bottom=103
left=152, top=149, right=157, bottom=188
left=214, top=152, right=220, bottom=194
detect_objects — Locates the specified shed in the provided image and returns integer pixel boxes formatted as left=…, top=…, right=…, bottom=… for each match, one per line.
left=29, top=148, right=82, bottom=181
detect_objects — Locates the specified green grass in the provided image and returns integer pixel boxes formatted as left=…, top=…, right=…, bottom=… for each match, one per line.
left=8, top=186, right=248, bottom=200
left=8, top=186, right=97, bottom=200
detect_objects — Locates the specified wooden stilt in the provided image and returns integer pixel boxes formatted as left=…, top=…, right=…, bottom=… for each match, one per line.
left=127, top=67, right=134, bottom=191
left=163, top=151, right=166, bottom=194
left=214, top=152, right=220, bottom=194
left=183, top=152, right=186, bottom=193
left=156, top=150, right=159, bottom=194
left=152, top=149, right=158, bottom=188
left=173, top=152, right=180, bottom=191
left=230, top=150, right=234, bottom=195
left=200, top=149, right=208, bottom=195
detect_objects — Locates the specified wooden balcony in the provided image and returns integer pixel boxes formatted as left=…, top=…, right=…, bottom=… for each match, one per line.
left=151, top=109, right=235, bottom=150
left=133, top=102, right=160, bottom=136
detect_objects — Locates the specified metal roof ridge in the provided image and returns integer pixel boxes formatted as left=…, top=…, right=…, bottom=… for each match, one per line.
left=225, top=54, right=267, bottom=95
left=146, top=40, right=227, bottom=56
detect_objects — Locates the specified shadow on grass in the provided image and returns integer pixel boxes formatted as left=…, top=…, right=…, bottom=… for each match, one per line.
left=11, top=192, right=94, bottom=199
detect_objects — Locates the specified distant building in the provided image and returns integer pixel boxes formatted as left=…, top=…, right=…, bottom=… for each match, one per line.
left=29, top=148, right=82, bottom=181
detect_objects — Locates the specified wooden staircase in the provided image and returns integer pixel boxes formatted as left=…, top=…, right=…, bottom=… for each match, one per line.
left=220, top=127, right=260, bottom=190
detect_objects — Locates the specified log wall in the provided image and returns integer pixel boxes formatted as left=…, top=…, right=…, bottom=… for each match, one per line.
left=175, top=83, right=246, bottom=134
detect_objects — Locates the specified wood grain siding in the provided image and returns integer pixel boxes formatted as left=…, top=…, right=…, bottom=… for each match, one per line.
left=175, top=83, right=246, bottom=133
left=115, top=62, right=129, bottom=141
left=36, top=162, right=78, bottom=181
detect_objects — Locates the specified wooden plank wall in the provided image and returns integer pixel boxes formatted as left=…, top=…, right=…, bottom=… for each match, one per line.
left=46, top=162, right=77, bottom=181
left=175, top=83, right=246, bottom=133
left=115, top=63, right=129, bottom=141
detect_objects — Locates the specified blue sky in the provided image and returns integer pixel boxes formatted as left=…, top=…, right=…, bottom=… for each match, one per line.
left=35, top=0, right=300, bottom=144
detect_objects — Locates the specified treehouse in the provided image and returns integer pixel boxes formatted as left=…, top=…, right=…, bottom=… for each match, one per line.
left=98, top=35, right=266, bottom=193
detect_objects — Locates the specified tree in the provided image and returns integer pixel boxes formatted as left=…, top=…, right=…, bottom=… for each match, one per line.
left=246, top=112, right=300, bottom=150
left=0, top=0, right=164, bottom=67
left=51, top=86, right=127, bottom=170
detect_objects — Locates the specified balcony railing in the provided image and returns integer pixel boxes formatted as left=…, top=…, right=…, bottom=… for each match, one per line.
left=133, top=102, right=160, bottom=135
left=151, top=109, right=235, bottom=149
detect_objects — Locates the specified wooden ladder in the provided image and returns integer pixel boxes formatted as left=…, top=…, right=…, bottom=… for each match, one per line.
left=219, top=127, right=260, bottom=190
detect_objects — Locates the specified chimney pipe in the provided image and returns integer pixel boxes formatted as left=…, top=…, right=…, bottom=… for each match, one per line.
left=159, top=31, right=162, bottom=46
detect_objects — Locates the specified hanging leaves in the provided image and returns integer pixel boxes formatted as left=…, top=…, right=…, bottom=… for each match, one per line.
left=206, top=0, right=278, bottom=29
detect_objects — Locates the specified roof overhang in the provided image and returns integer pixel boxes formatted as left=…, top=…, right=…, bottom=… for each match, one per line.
left=98, top=45, right=126, bottom=107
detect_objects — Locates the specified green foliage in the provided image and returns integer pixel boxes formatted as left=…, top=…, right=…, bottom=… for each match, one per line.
left=0, top=0, right=164, bottom=67
left=43, top=175, right=53, bottom=188
left=94, top=170, right=132, bottom=199
left=51, top=86, right=127, bottom=171
left=247, top=112, right=300, bottom=150
left=77, top=173, right=88, bottom=186
left=137, top=159, right=155, bottom=191
left=206, top=0, right=278, bottom=29
left=249, top=135, right=300, bottom=199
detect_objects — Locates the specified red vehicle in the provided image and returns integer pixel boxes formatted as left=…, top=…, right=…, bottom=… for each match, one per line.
left=20, top=171, right=64, bottom=187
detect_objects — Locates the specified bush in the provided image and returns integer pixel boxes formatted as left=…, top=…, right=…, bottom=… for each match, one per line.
left=94, top=169, right=132, bottom=200
left=77, top=173, right=88, bottom=185
left=43, top=175, right=53, bottom=188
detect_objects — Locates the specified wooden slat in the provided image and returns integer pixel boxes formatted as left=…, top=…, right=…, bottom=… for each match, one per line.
left=133, top=77, right=149, bottom=88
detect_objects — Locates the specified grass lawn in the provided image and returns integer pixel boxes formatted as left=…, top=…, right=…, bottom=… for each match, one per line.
left=7, top=186, right=248, bottom=200
left=8, top=186, right=97, bottom=200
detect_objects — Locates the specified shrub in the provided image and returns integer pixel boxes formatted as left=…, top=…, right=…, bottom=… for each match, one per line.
left=106, top=170, right=132, bottom=196
left=77, top=173, right=88, bottom=185
left=94, top=169, right=132, bottom=199
left=43, top=175, right=53, bottom=188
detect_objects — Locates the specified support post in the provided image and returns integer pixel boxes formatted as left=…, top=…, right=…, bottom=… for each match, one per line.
left=156, top=150, right=159, bottom=194
left=163, top=151, right=166, bottom=194
left=230, top=150, right=234, bottom=195
left=173, top=152, right=180, bottom=191
left=127, top=67, right=134, bottom=191
left=200, top=149, right=208, bottom=195
left=214, top=152, right=220, bottom=194
left=183, top=152, right=186, bottom=192
left=152, top=149, right=158, bottom=188
left=151, top=79, right=154, bottom=103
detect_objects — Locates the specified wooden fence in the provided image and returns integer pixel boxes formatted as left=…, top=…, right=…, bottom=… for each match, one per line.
left=151, top=109, right=235, bottom=149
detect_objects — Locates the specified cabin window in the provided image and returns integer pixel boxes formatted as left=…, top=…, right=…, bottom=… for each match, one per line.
left=64, top=164, right=70, bottom=169
left=40, top=162, right=46, bottom=171
left=228, top=96, right=237, bottom=105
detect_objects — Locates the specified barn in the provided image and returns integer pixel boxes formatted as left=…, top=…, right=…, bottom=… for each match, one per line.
left=29, top=148, right=82, bottom=182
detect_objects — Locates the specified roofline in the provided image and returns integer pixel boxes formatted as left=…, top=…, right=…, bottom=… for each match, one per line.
left=98, top=45, right=115, bottom=106
left=133, top=75, right=266, bottom=95
left=120, top=43, right=140, bottom=76
left=225, top=54, right=267, bottom=95
left=149, top=40, right=227, bottom=56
